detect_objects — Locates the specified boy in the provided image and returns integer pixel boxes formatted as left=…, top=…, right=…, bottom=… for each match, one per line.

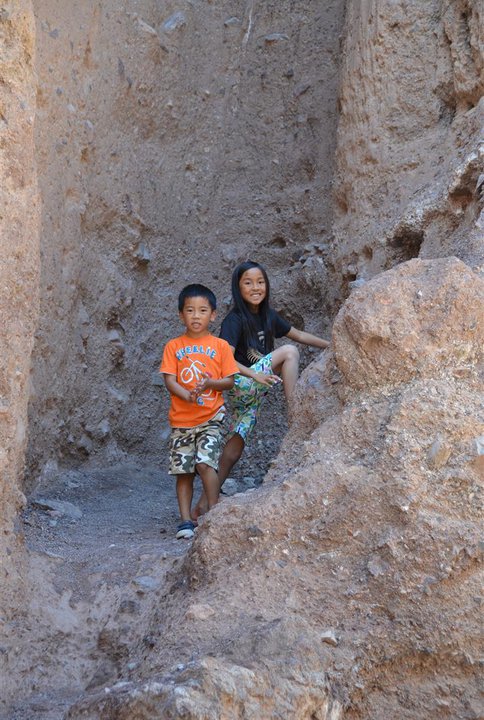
left=160, top=284, right=239, bottom=539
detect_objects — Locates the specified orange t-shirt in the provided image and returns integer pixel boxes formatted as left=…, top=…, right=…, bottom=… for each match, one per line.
left=160, top=333, right=239, bottom=428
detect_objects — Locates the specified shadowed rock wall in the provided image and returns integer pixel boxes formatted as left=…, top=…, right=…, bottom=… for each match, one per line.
left=27, top=0, right=345, bottom=485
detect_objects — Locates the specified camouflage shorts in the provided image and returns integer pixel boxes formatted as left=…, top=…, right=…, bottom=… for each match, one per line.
left=168, top=411, right=225, bottom=475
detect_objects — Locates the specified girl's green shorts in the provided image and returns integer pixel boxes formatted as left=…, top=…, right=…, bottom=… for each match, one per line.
left=227, top=354, right=276, bottom=442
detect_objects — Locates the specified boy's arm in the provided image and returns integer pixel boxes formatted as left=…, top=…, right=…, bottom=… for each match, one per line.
left=194, top=374, right=235, bottom=394
left=163, top=373, right=194, bottom=403
left=286, top=327, right=330, bottom=349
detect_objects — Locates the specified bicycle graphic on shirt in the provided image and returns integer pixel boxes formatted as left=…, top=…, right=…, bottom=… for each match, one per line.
left=180, top=359, right=215, bottom=405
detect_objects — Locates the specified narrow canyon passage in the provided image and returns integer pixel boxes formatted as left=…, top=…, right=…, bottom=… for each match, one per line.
left=28, top=0, right=344, bottom=485
left=1, top=1, right=482, bottom=718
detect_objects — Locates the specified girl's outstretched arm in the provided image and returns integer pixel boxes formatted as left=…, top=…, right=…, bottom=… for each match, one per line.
left=286, top=327, right=330, bottom=349
left=226, top=344, right=280, bottom=387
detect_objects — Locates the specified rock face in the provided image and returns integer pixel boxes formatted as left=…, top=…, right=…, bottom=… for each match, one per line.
left=332, top=257, right=482, bottom=390
left=330, top=0, right=483, bottom=303
left=0, top=1, right=40, bottom=618
left=67, top=258, right=483, bottom=719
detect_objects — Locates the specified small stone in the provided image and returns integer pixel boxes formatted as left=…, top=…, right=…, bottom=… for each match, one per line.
left=118, top=600, right=139, bottom=615
left=321, top=630, right=339, bottom=646
left=159, top=425, right=171, bottom=442
left=367, top=557, right=389, bottom=577
left=185, top=603, right=216, bottom=621
left=77, top=433, right=94, bottom=454
left=133, top=576, right=160, bottom=592
left=162, top=12, right=186, bottom=33
left=107, top=329, right=123, bottom=344
left=224, top=17, right=241, bottom=27
left=349, top=278, right=367, bottom=290
left=133, top=243, right=151, bottom=264
left=471, top=436, right=484, bottom=472
left=293, top=82, right=311, bottom=98
left=427, top=435, right=452, bottom=469
left=84, top=419, right=110, bottom=441
left=31, top=498, right=83, bottom=520
left=220, top=477, right=238, bottom=496
left=97, top=419, right=111, bottom=439
left=137, top=18, right=157, bottom=36
left=264, top=33, right=289, bottom=43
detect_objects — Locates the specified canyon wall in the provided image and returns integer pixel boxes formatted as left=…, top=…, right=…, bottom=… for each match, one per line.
left=0, top=1, right=40, bottom=618
left=330, top=0, right=483, bottom=301
left=27, top=0, right=346, bottom=486
left=0, top=0, right=482, bottom=717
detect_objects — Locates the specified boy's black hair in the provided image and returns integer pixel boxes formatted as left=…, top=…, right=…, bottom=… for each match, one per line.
left=231, top=260, right=274, bottom=353
left=178, top=284, right=217, bottom=311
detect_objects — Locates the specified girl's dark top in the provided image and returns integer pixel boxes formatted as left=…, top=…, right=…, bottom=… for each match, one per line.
left=220, top=308, right=291, bottom=366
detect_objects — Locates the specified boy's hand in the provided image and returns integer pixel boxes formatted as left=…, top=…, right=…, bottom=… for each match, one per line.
left=254, top=372, right=281, bottom=387
left=193, top=372, right=213, bottom=396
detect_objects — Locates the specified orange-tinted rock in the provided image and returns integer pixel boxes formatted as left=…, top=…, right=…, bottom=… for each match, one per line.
left=333, top=258, right=483, bottom=391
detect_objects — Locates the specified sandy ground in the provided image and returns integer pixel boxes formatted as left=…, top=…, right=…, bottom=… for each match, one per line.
left=8, top=464, right=198, bottom=720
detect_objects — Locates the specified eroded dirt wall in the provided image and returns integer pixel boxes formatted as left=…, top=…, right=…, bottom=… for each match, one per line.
left=27, top=0, right=346, bottom=485
left=0, top=2, right=40, bottom=616
left=330, top=0, right=483, bottom=302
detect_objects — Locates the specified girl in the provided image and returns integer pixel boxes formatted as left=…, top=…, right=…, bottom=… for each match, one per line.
left=193, top=260, right=330, bottom=517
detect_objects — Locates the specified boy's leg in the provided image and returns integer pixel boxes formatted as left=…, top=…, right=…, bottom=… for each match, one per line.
left=176, top=473, right=195, bottom=521
left=195, top=463, right=219, bottom=509
left=169, top=426, right=197, bottom=525
left=190, top=418, right=225, bottom=518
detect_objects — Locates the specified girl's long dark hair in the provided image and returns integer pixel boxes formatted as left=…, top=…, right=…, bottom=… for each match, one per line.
left=231, top=261, right=274, bottom=354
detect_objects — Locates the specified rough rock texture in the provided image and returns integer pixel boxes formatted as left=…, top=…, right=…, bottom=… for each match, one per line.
left=330, top=0, right=483, bottom=304
left=27, top=0, right=344, bottom=484
left=0, top=1, right=40, bottom=619
left=65, top=258, right=483, bottom=719
left=1, top=1, right=483, bottom=718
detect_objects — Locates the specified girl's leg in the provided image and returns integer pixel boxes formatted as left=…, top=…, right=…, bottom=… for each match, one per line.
left=195, top=462, right=220, bottom=510
left=176, top=473, right=195, bottom=521
left=218, top=433, right=245, bottom=486
left=192, top=434, right=245, bottom=519
left=270, top=344, right=300, bottom=405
